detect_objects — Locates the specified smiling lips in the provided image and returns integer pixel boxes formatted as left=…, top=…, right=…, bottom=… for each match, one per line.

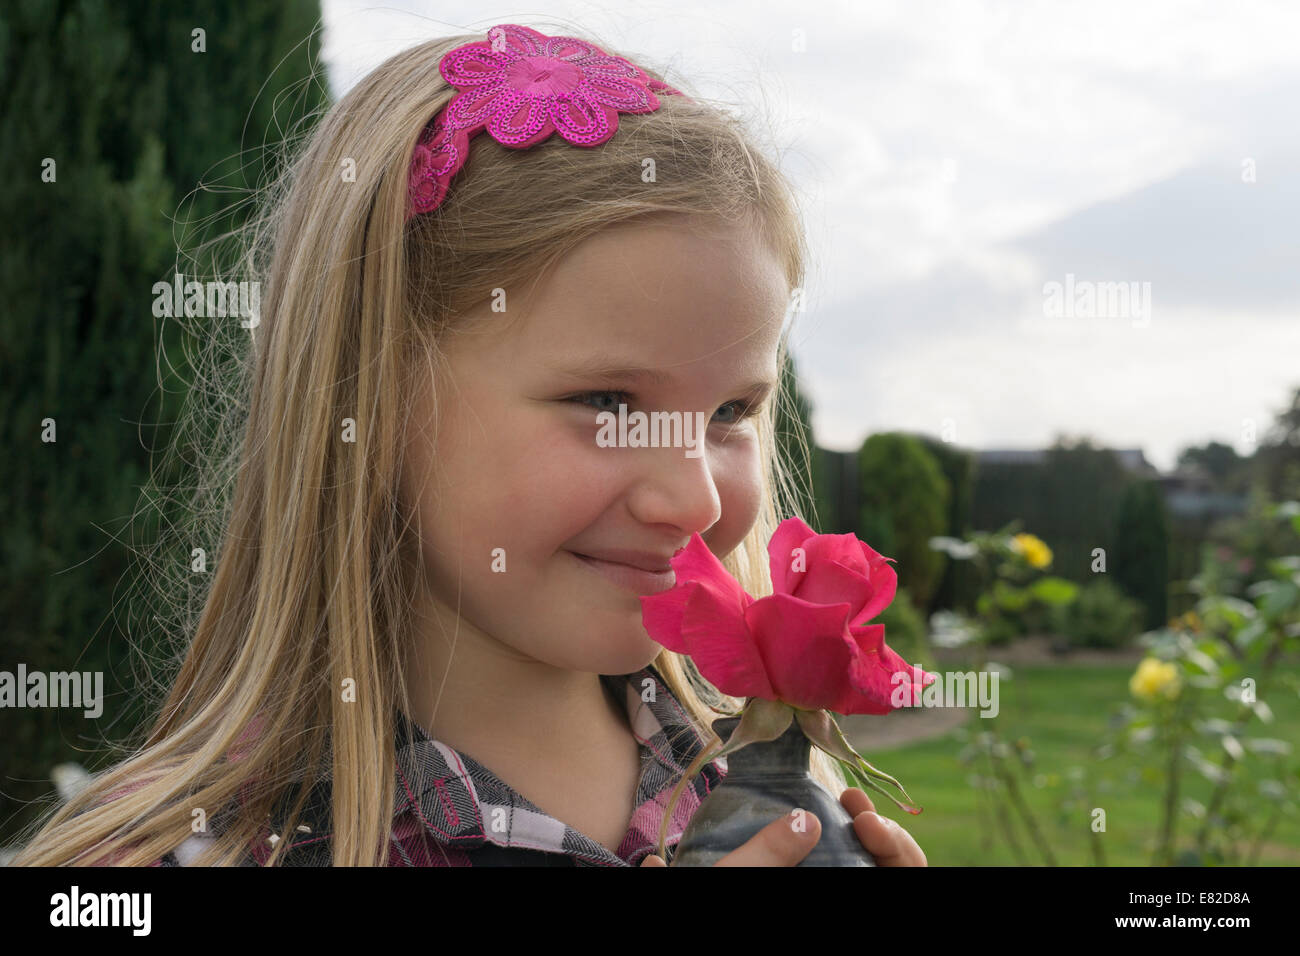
left=569, top=551, right=678, bottom=595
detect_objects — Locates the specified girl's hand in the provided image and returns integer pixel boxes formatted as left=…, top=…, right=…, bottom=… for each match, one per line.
left=838, top=786, right=927, bottom=866
left=640, top=787, right=927, bottom=867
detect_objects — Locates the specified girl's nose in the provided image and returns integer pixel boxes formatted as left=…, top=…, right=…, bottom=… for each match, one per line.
left=627, top=442, right=722, bottom=538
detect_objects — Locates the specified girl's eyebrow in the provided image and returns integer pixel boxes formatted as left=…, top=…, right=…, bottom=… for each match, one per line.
left=551, top=355, right=777, bottom=396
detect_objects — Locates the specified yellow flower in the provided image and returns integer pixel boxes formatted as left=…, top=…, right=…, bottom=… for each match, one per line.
left=1010, top=533, right=1052, bottom=569
left=1130, top=657, right=1181, bottom=702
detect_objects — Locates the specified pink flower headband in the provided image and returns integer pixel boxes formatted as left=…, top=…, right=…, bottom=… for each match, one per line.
left=405, top=23, right=687, bottom=220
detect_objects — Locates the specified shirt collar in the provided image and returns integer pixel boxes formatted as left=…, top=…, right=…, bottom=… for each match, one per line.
left=390, top=663, right=724, bottom=865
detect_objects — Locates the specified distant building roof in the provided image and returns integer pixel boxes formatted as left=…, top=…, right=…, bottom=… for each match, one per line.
left=973, top=448, right=1247, bottom=519
left=1162, top=490, right=1248, bottom=519
left=977, top=449, right=1047, bottom=466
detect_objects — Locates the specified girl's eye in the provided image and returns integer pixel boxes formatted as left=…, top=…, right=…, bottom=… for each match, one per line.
left=568, top=390, right=761, bottom=425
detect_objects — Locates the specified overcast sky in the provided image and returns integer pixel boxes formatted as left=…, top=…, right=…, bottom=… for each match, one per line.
left=319, top=0, right=1300, bottom=471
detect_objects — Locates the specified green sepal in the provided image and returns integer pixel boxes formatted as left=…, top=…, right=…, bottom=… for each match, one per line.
left=795, top=708, right=923, bottom=815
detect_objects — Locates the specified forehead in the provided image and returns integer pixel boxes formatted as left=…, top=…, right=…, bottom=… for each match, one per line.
left=498, top=216, right=791, bottom=376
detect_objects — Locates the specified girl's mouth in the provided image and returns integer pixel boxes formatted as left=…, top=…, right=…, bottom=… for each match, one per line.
left=567, top=551, right=677, bottom=595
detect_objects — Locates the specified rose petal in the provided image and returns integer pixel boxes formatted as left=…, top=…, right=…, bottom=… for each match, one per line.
left=854, top=555, right=898, bottom=624
left=804, top=531, right=898, bottom=623
left=639, top=580, right=694, bottom=655
left=670, top=533, right=747, bottom=605
left=641, top=534, right=768, bottom=698
left=842, top=623, right=938, bottom=713
left=640, top=533, right=753, bottom=665
left=676, top=583, right=775, bottom=700
left=744, top=592, right=856, bottom=711
left=790, top=556, right=879, bottom=624
left=766, top=515, right=818, bottom=596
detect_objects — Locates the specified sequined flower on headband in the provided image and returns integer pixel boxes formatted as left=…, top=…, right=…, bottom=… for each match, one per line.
left=406, top=23, right=685, bottom=219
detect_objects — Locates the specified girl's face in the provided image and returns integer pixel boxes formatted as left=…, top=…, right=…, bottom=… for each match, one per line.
left=401, top=215, right=791, bottom=676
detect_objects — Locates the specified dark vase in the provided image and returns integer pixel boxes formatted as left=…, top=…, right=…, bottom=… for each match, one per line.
left=671, top=714, right=877, bottom=866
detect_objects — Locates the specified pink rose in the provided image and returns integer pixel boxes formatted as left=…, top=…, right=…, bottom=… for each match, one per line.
left=640, top=517, right=935, bottom=714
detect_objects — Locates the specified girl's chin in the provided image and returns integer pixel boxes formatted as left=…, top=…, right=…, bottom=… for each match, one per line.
left=561, top=629, right=663, bottom=674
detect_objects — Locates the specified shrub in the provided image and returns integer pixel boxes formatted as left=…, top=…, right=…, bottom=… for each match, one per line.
left=1049, top=577, right=1145, bottom=649
left=858, top=433, right=951, bottom=612
left=1113, top=479, right=1170, bottom=629
left=980, top=615, right=1021, bottom=646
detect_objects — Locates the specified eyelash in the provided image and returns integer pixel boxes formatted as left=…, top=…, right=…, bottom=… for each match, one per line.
left=568, top=390, right=764, bottom=425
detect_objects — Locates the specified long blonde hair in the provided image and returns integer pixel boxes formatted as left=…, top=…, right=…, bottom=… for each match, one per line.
left=13, top=24, right=842, bottom=867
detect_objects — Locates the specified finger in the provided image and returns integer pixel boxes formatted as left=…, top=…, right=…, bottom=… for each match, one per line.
left=641, top=853, right=667, bottom=867
left=851, top=810, right=928, bottom=867
left=714, top=810, right=821, bottom=867
left=840, top=786, right=875, bottom=817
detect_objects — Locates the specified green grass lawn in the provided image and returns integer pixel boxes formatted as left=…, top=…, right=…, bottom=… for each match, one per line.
left=863, top=664, right=1300, bottom=866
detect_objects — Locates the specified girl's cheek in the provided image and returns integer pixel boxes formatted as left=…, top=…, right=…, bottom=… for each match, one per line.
left=511, top=422, right=625, bottom=513
left=709, top=440, right=764, bottom=553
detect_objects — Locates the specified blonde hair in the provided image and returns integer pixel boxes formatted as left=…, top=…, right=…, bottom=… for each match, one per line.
left=12, top=25, right=842, bottom=868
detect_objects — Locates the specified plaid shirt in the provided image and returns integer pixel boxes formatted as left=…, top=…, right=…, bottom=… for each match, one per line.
left=157, top=664, right=727, bottom=866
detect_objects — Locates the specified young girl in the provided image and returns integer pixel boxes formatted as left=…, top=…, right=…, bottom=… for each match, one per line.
left=14, top=22, right=926, bottom=867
